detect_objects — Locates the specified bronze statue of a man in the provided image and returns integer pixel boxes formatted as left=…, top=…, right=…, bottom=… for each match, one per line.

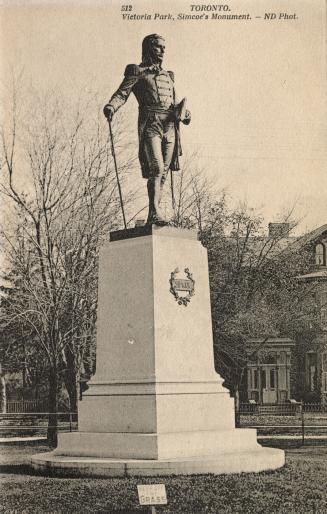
left=103, top=34, right=191, bottom=226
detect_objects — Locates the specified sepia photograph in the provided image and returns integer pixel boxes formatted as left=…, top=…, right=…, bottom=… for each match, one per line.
left=0, top=1, right=326, bottom=513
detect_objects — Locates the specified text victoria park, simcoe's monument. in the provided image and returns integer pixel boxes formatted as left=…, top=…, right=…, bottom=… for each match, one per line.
left=31, top=35, right=284, bottom=476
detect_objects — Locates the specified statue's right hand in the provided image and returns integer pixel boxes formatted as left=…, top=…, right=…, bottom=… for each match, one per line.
left=103, top=104, right=114, bottom=121
left=147, top=64, right=160, bottom=73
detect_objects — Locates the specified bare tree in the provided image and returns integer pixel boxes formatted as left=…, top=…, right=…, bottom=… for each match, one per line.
left=0, top=83, right=138, bottom=443
left=201, top=202, right=319, bottom=412
left=156, top=151, right=220, bottom=231
left=0, top=364, right=6, bottom=413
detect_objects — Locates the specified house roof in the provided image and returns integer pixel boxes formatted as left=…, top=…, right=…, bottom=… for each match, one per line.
left=290, top=223, right=327, bottom=251
left=251, top=223, right=327, bottom=258
left=298, top=269, right=327, bottom=281
left=246, top=337, right=295, bottom=351
left=222, top=223, right=327, bottom=261
left=247, top=337, right=294, bottom=344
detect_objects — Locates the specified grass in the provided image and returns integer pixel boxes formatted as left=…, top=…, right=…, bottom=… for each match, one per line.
left=0, top=442, right=327, bottom=513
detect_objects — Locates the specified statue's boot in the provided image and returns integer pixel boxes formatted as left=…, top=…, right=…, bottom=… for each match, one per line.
left=159, top=171, right=167, bottom=205
left=159, top=169, right=176, bottom=226
left=146, top=177, right=168, bottom=226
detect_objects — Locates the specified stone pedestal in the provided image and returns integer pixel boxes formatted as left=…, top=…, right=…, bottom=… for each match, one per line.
left=31, top=226, right=284, bottom=476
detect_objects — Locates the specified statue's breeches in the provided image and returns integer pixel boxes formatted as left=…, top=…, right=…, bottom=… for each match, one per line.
left=142, top=113, right=175, bottom=178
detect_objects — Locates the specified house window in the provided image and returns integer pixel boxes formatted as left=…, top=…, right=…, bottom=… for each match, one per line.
left=251, top=391, right=259, bottom=402
left=270, top=369, right=276, bottom=389
left=280, top=390, right=287, bottom=402
left=323, top=373, right=327, bottom=393
left=323, top=353, right=327, bottom=372
left=279, top=351, right=287, bottom=364
left=310, top=366, right=316, bottom=391
left=306, top=352, right=317, bottom=391
left=248, top=369, right=252, bottom=389
left=261, top=369, right=266, bottom=388
left=253, top=369, right=258, bottom=389
left=322, top=354, right=327, bottom=393
left=317, top=290, right=327, bottom=327
left=315, top=243, right=325, bottom=266
left=321, top=308, right=327, bottom=327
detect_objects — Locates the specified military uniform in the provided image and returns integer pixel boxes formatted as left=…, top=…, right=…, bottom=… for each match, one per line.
left=107, top=64, right=183, bottom=179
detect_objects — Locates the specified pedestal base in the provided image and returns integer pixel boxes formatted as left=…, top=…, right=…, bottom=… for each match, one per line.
left=31, top=227, right=285, bottom=477
left=31, top=446, right=284, bottom=477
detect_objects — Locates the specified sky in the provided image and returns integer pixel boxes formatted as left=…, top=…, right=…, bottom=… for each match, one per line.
left=1, top=0, right=326, bottom=235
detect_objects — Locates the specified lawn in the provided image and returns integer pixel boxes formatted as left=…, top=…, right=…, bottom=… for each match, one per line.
left=0, top=441, right=326, bottom=514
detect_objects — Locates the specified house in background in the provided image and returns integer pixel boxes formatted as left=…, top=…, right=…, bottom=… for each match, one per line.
left=246, top=338, right=294, bottom=404
left=243, top=223, right=327, bottom=405
left=295, top=224, right=327, bottom=403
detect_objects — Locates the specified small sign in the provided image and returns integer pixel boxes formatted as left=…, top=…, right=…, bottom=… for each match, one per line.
left=173, top=278, right=193, bottom=291
left=137, top=484, right=167, bottom=506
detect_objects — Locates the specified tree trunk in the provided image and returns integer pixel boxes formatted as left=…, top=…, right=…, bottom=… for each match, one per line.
left=47, top=365, right=58, bottom=446
left=234, top=367, right=246, bottom=428
left=234, top=386, right=240, bottom=427
left=0, top=375, right=6, bottom=413
left=63, top=345, right=79, bottom=413
left=66, top=370, right=78, bottom=413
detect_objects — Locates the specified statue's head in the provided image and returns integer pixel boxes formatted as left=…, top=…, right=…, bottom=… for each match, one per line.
left=142, top=34, right=165, bottom=66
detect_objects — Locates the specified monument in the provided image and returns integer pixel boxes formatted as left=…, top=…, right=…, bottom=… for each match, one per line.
left=104, top=33, right=191, bottom=227
left=31, top=35, right=284, bottom=477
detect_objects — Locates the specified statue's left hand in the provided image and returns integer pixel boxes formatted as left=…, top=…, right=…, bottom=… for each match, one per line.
left=182, top=109, right=191, bottom=125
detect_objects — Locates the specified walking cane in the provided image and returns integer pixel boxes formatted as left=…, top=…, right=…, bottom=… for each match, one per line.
left=170, top=169, right=176, bottom=213
left=107, top=118, right=127, bottom=230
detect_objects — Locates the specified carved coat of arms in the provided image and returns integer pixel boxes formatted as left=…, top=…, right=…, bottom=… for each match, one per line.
left=169, top=267, right=195, bottom=306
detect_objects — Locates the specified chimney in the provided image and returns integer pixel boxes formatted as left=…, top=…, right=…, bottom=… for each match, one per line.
left=268, top=223, right=290, bottom=238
